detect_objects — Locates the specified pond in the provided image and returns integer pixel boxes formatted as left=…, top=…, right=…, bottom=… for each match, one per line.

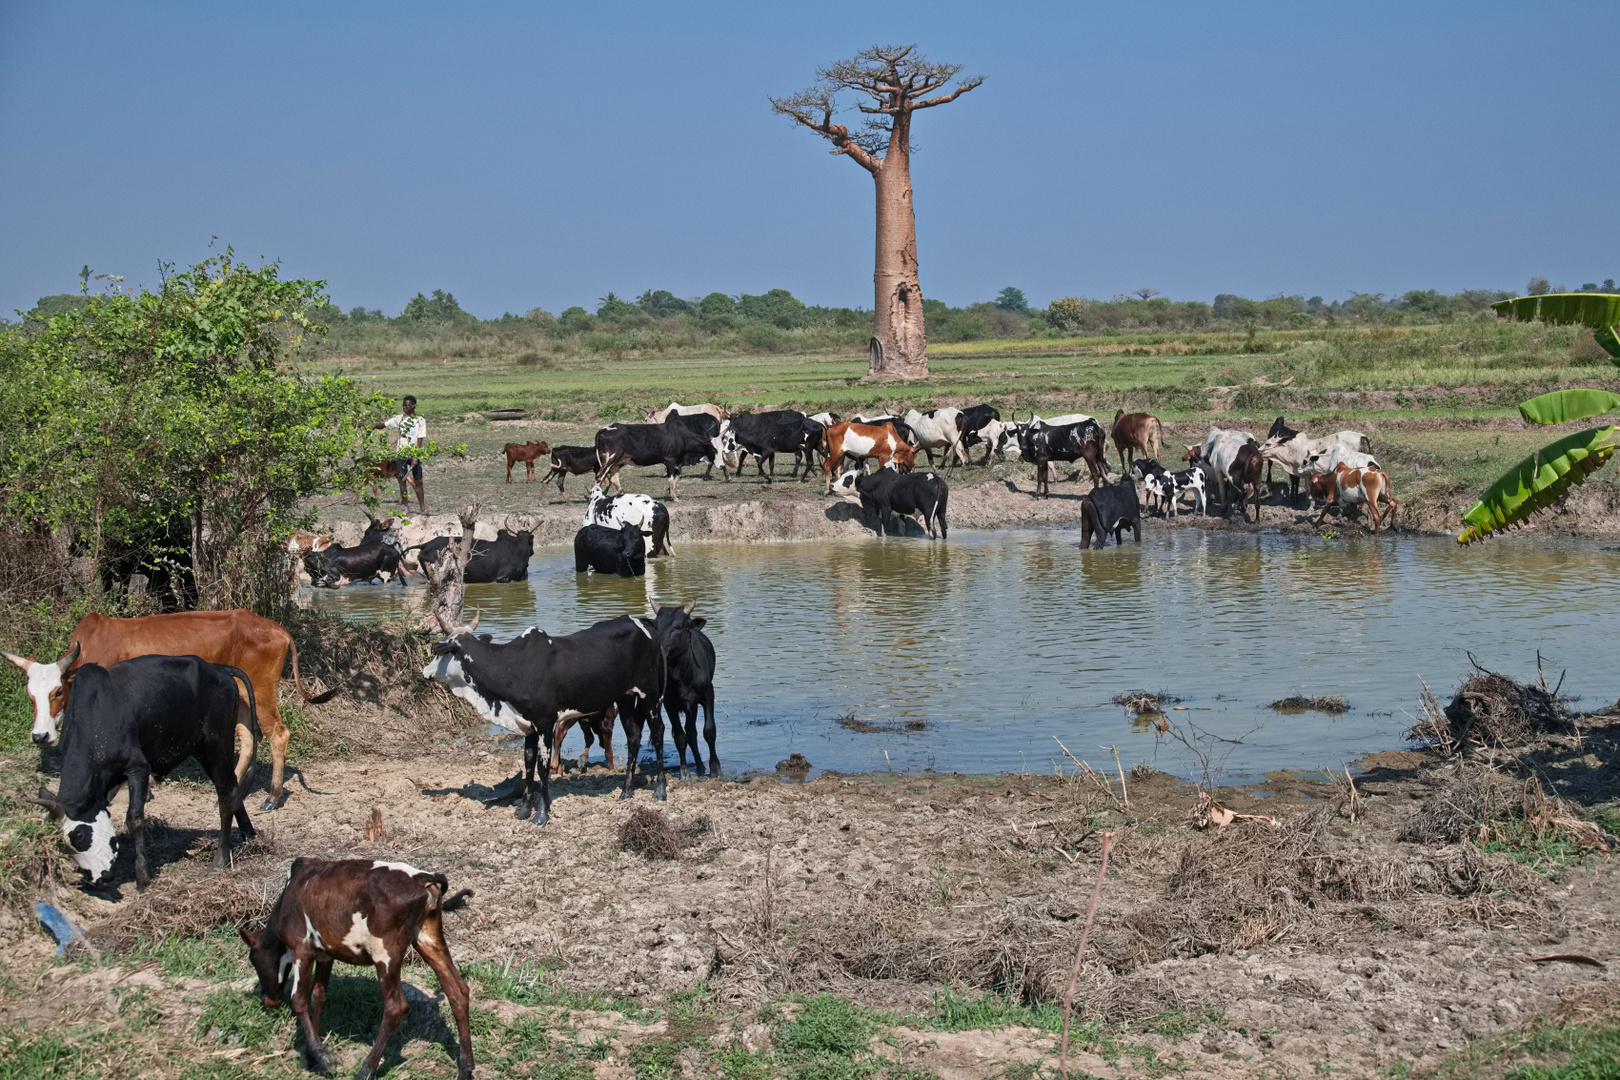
left=306, top=529, right=1620, bottom=782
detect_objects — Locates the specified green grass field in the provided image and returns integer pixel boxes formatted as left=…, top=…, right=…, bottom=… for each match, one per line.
left=308, top=321, right=1620, bottom=425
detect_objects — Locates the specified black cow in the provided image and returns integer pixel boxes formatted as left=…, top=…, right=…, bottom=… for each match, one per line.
left=33, top=653, right=260, bottom=887
left=955, top=404, right=1002, bottom=461
left=663, top=412, right=727, bottom=480
left=574, top=523, right=646, bottom=577
left=421, top=616, right=666, bottom=824
left=723, top=410, right=819, bottom=481
left=1020, top=418, right=1108, bottom=497
left=834, top=466, right=950, bottom=539
left=653, top=601, right=718, bottom=776
left=541, top=445, right=600, bottom=494
left=305, top=541, right=403, bottom=588
left=1079, top=479, right=1142, bottom=548
left=595, top=423, right=717, bottom=499
left=411, top=529, right=536, bottom=584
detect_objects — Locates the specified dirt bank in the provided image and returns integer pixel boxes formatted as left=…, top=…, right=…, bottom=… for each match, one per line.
left=6, top=698, right=1616, bottom=1078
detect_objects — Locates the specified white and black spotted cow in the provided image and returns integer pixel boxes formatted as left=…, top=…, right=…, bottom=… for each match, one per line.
left=421, top=615, right=666, bottom=823
left=240, top=858, right=474, bottom=1080
left=584, top=484, right=672, bottom=556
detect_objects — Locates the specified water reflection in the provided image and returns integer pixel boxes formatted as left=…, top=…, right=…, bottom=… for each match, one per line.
left=306, top=531, right=1620, bottom=782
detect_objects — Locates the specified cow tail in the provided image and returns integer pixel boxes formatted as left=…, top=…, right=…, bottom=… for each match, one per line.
left=1149, top=417, right=1163, bottom=462
left=287, top=634, right=339, bottom=705
left=224, top=665, right=261, bottom=803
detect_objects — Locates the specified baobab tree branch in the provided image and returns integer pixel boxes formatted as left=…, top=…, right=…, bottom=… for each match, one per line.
left=912, top=76, right=985, bottom=110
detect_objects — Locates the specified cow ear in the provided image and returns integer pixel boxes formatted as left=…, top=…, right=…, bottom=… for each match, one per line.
left=55, top=642, right=80, bottom=672
left=238, top=924, right=259, bottom=948
left=690, top=618, right=706, bottom=630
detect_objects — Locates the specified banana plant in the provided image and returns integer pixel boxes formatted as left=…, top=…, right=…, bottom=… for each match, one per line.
left=1457, top=293, right=1620, bottom=543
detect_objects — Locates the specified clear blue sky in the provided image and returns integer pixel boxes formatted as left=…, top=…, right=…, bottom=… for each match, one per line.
left=3, top=1, right=1616, bottom=319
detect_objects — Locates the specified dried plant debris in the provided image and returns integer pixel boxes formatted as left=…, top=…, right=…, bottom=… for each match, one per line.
left=836, top=714, right=926, bottom=734
left=618, top=807, right=682, bottom=860
left=1399, top=765, right=1613, bottom=850
left=1112, top=691, right=1180, bottom=716
left=85, top=832, right=284, bottom=951
left=1409, top=656, right=1570, bottom=753
left=775, top=753, right=811, bottom=774
left=1269, top=695, right=1347, bottom=714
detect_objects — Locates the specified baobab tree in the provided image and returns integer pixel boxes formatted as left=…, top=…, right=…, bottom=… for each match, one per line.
left=772, top=45, right=982, bottom=379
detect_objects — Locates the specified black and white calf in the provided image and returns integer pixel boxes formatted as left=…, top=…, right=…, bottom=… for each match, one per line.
left=421, top=616, right=666, bottom=823
left=832, top=466, right=950, bottom=539
left=584, top=484, right=672, bottom=557
left=653, top=601, right=718, bottom=776
left=1079, top=478, right=1142, bottom=548
left=574, top=523, right=646, bottom=577
left=34, top=653, right=259, bottom=887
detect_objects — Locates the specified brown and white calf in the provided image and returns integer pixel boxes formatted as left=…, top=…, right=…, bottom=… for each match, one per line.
left=822, top=422, right=917, bottom=492
left=240, top=859, right=474, bottom=1080
left=1313, top=464, right=1398, bottom=534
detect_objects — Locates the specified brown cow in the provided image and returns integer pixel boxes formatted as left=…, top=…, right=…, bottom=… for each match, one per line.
left=549, top=704, right=617, bottom=777
left=4, top=610, right=336, bottom=811
left=1228, top=443, right=1264, bottom=522
left=503, top=440, right=551, bottom=483
left=240, top=859, right=474, bottom=1080
left=821, top=422, right=917, bottom=493
left=1111, top=410, right=1162, bottom=472
left=1314, top=464, right=1398, bottom=534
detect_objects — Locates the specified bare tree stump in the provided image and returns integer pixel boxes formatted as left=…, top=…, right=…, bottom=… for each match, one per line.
left=420, top=502, right=479, bottom=633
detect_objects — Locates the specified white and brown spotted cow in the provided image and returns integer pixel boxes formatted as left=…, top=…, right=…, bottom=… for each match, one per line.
left=1313, top=464, right=1398, bottom=534
left=822, top=421, right=917, bottom=492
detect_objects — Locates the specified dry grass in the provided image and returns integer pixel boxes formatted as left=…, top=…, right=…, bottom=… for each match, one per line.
left=836, top=714, right=926, bottom=734
left=1112, top=691, right=1178, bottom=716
left=618, top=806, right=682, bottom=860
left=1399, top=765, right=1609, bottom=856
left=1269, top=695, right=1347, bottom=714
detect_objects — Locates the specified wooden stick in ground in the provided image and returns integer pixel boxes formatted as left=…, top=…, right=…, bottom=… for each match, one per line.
left=1060, top=830, right=1115, bottom=1080
left=1109, top=745, right=1129, bottom=808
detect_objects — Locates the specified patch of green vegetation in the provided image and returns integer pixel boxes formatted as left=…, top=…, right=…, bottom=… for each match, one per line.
left=1585, top=803, right=1620, bottom=838
left=779, top=994, right=895, bottom=1059
left=924, top=988, right=1064, bottom=1033
left=0, top=1024, right=92, bottom=1080
left=123, top=927, right=247, bottom=979
left=464, top=956, right=650, bottom=1020
left=197, top=986, right=291, bottom=1049
left=1435, top=1015, right=1620, bottom=1079
left=1479, top=821, right=1594, bottom=878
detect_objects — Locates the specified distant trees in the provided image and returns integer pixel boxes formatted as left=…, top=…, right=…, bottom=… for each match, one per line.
left=400, top=289, right=473, bottom=324
left=772, top=45, right=983, bottom=379
left=995, top=287, right=1028, bottom=313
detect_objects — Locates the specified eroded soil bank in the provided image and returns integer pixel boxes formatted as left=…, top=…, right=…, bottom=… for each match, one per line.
left=4, top=700, right=1617, bottom=1079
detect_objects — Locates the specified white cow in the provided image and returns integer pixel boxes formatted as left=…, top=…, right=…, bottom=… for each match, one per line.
left=1261, top=429, right=1369, bottom=501
left=902, top=408, right=968, bottom=470
left=644, top=401, right=725, bottom=425
left=1187, top=427, right=1257, bottom=509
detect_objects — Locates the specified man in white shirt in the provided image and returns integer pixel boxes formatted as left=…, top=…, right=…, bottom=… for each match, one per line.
left=382, top=395, right=427, bottom=512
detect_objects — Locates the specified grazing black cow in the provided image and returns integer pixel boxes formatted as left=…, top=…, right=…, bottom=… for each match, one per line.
left=722, top=410, right=819, bottom=481
left=240, top=859, right=474, bottom=1080
left=541, top=445, right=600, bottom=494
left=1079, top=479, right=1142, bottom=548
left=574, top=523, right=646, bottom=577
left=662, top=411, right=727, bottom=479
left=955, top=404, right=1002, bottom=463
left=832, top=466, right=950, bottom=539
left=33, top=654, right=259, bottom=887
left=653, top=601, right=718, bottom=776
left=411, top=529, right=535, bottom=583
left=304, top=541, right=403, bottom=588
left=1020, top=418, right=1108, bottom=496
left=595, top=423, right=717, bottom=499
left=421, top=615, right=666, bottom=823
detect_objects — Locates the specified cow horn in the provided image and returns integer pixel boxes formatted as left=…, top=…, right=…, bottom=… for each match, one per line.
left=682, top=598, right=696, bottom=614
left=1, top=651, right=30, bottom=672
left=434, top=611, right=457, bottom=636
left=33, top=785, right=63, bottom=817
left=464, top=612, right=479, bottom=633
left=55, top=642, right=80, bottom=672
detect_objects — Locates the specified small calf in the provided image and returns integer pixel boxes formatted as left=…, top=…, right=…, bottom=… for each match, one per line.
left=504, top=440, right=551, bottom=483
left=1080, top=479, right=1142, bottom=548
left=574, top=523, right=646, bottom=577
left=1228, top=443, right=1264, bottom=522
left=540, top=445, right=600, bottom=494
left=241, top=859, right=474, bottom=1080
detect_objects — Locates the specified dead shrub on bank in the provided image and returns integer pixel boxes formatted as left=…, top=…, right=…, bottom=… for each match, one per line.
left=84, top=833, right=285, bottom=952
left=617, top=808, right=711, bottom=860
left=1112, top=691, right=1177, bottom=716
left=1409, top=657, right=1570, bottom=754
left=1400, top=765, right=1611, bottom=852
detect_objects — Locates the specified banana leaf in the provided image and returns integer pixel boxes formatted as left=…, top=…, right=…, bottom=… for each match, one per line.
left=1492, top=293, right=1620, bottom=327
left=1493, top=293, right=1620, bottom=369
left=1517, top=389, right=1620, bottom=425
left=1458, top=425, right=1620, bottom=544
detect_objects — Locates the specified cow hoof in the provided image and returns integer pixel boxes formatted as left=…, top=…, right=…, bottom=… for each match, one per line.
left=654, top=775, right=668, bottom=802
left=513, top=800, right=533, bottom=820
left=259, top=793, right=286, bottom=812
left=531, top=804, right=549, bottom=826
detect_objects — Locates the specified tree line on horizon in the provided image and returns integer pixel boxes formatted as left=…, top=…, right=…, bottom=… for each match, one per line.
left=14, top=277, right=1617, bottom=356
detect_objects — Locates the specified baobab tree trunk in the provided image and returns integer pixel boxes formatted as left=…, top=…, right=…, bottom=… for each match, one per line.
left=870, top=122, right=928, bottom=380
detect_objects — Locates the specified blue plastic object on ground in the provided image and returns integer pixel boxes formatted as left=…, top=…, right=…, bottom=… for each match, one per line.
left=34, top=901, right=86, bottom=956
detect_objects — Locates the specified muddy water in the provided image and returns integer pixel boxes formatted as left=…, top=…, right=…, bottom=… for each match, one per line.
left=306, top=530, right=1620, bottom=781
